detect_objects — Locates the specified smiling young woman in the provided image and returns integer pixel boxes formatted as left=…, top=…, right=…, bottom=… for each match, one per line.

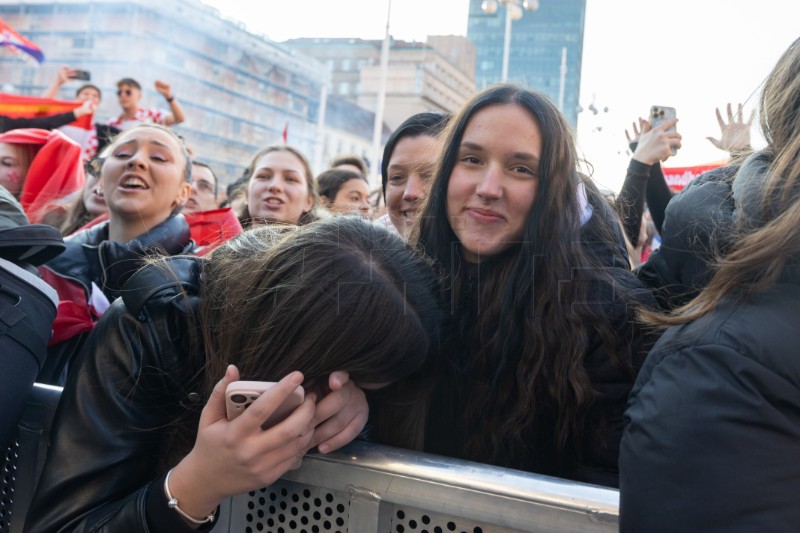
left=411, top=84, right=658, bottom=487
left=240, top=145, right=318, bottom=227
left=38, top=123, right=196, bottom=385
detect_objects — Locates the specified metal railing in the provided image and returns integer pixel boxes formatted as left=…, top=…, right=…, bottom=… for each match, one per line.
left=214, top=440, right=619, bottom=532
left=2, top=384, right=619, bottom=533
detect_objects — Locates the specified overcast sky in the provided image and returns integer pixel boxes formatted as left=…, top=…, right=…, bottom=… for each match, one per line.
left=202, top=0, right=798, bottom=191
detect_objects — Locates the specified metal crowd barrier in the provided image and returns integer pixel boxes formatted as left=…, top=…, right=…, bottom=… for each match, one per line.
left=214, top=441, right=619, bottom=533
left=1, top=384, right=620, bottom=533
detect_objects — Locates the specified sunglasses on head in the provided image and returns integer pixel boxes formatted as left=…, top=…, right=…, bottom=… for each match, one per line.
left=117, top=89, right=133, bottom=97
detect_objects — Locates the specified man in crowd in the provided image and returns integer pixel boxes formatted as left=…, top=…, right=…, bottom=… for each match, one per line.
left=108, top=77, right=184, bottom=130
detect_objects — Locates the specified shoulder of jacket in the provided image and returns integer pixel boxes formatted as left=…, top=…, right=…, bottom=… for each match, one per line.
left=121, top=256, right=203, bottom=318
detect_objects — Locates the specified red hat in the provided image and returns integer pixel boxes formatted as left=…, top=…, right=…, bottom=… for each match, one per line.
left=0, top=128, right=85, bottom=224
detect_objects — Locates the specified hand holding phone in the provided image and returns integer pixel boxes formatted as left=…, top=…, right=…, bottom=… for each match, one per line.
left=69, top=69, right=91, bottom=81
left=225, top=381, right=304, bottom=429
left=650, top=105, right=678, bottom=155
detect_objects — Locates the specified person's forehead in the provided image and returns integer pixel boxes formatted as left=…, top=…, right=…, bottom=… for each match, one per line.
left=116, top=128, right=182, bottom=152
left=79, top=87, right=100, bottom=95
left=118, top=83, right=139, bottom=91
left=192, top=166, right=216, bottom=184
left=0, top=142, right=21, bottom=158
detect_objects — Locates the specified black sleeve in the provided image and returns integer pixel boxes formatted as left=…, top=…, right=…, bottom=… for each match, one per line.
left=0, top=111, right=78, bottom=133
left=615, top=159, right=651, bottom=246
left=644, top=163, right=673, bottom=233
left=25, top=297, right=198, bottom=533
left=620, top=343, right=800, bottom=531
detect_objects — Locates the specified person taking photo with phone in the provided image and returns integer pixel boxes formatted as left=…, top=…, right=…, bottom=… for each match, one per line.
left=43, top=65, right=121, bottom=160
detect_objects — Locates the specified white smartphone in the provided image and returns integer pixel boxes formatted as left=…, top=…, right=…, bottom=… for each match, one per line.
left=225, top=380, right=304, bottom=429
left=650, top=105, right=678, bottom=155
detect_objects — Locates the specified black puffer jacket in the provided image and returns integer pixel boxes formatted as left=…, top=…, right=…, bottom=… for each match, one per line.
left=619, top=270, right=800, bottom=531
left=621, top=151, right=800, bottom=531
left=26, top=257, right=213, bottom=533
left=635, top=164, right=739, bottom=310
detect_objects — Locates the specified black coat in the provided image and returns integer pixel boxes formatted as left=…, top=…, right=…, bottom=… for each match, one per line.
left=636, top=164, right=739, bottom=310
left=620, top=272, right=800, bottom=531
left=27, top=257, right=211, bottom=533
left=37, top=215, right=195, bottom=385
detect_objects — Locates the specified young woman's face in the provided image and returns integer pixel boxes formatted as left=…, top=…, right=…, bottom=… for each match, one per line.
left=247, top=150, right=313, bottom=224
left=446, top=104, right=542, bottom=262
left=0, top=143, right=27, bottom=197
left=386, top=135, right=439, bottom=237
left=101, top=128, right=189, bottom=224
left=330, top=178, right=372, bottom=217
left=82, top=170, right=107, bottom=217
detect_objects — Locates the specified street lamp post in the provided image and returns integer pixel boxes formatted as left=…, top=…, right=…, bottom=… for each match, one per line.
left=481, top=0, right=539, bottom=82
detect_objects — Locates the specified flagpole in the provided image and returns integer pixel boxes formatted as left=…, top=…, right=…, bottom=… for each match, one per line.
left=369, top=0, right=391, bottom=188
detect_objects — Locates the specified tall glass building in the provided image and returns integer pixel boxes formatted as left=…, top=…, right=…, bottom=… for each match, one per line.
left=467, top=0, right=586, bottom=127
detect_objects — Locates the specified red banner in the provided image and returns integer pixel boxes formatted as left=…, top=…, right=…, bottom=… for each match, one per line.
left=0, top=92, right=92, bottom=130
left=662, top=162, right=726, bottom=192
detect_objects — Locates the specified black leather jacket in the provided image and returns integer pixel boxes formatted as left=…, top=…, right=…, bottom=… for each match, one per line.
left=37, top=215, right=195, bottom=385
left=27, top=256, right=214, bottom=533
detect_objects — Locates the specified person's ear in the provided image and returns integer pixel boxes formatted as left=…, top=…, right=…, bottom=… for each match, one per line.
left=172, top=182, right=192, bottom=210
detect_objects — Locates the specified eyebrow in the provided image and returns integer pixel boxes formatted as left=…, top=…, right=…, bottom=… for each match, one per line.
left=459, top=141, right=540, bottom=163
left=116, top=139, right=173, bottom=149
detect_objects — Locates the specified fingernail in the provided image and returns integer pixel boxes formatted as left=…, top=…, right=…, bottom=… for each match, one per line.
left=317, top=444, right=329, bottom=454
left=291, top=371, right=304, bottom=385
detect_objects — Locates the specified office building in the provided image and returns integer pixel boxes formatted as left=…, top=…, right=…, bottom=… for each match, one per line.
left=467, top=0, right=586, bottom=126
left=0, top=0, right=385, bottom=182
left=286, top=36, right=476, bottom=130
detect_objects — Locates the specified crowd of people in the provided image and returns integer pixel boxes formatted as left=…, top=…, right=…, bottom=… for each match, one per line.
left=1, top=34, right=799, bottom=532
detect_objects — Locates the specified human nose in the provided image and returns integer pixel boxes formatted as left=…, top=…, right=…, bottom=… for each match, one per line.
left=403, top=174, right=425, bottom=202
left=475, top=164, right=502, bottom=200
left=125, top=152, right=146, bottom=170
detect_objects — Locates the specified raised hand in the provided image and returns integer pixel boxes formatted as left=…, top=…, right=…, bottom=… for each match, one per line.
left=154, top=80, right=173, bottom=100
left=633, top=118, right=682, bottom=165
left=625, top=117, right=651, bottom=146
left=706, top=102, right=753, bottom=153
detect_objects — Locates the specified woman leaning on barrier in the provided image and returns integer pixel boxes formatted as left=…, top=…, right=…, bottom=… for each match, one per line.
left=26, top=216, right=443, bottom=532
left=620, top=36, right=800, bottom=531
left=403, top=84, right=658, bottom=488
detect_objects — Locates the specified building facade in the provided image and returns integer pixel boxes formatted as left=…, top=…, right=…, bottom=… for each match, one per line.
left=467, top=0, right=586, bottom=127
left=287, top=36, right=476, bottom=131
left=0, top=0, right=384, bottom=183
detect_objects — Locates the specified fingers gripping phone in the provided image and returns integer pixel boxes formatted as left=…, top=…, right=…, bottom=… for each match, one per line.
left=225, top=381, right=304, bottom=429
left=650, top=105, right=678, bottom=155
left=69, top=70, right=91, bottom=81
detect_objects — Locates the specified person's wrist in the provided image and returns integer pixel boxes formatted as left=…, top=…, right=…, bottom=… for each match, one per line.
left=167, top=458, right=222, bottom=524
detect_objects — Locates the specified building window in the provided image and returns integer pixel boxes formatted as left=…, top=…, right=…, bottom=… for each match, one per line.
left=72, top=36, right=94, bottom=48
left=339, top=81, right=349, bottom=95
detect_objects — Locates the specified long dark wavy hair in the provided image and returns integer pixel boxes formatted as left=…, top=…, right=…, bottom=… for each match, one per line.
left=415, top=84, right=645, bottom=471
